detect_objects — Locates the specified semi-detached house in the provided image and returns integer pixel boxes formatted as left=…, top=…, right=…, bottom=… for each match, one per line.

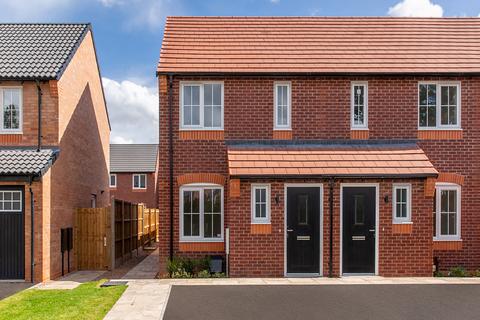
left=0, top=24, right=110, bottom=282
left=157, top=17, right=480, bottom=277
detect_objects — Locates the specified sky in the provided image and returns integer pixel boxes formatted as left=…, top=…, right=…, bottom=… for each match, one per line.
left=0, top=0, right=479, bottom=144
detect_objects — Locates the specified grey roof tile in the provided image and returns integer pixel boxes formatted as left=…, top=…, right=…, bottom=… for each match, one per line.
left=0, top=23, right=89, bottom=80
left=0, top=149, right=59, bottom=176
left=110, top=144, right=158, bottom=173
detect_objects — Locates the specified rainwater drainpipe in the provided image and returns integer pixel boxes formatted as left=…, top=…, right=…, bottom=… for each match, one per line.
left=35, top=80, right=42, bottom=151
left=328, top=177, right=334, bottom=278
left=29, top=178, right=35, bottom=283
left=168, top=74, right=174, bottom=262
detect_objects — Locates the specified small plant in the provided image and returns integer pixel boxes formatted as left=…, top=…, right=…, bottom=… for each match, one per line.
left=171, top=269, right=192, bottom=278
left=449, top=266, right=467, bottom=277
left=434, top=270, right=446, bottom=277
left=167, top=257, right=184, bottom=275
left=211, top=272, right=226, bottom=278
left=196, top=270, right=211, bottom=278
left=472, top=269, right=480, bottom=277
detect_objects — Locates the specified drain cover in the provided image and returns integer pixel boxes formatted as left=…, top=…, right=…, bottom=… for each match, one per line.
left=101, top=281, right=128, bottom=287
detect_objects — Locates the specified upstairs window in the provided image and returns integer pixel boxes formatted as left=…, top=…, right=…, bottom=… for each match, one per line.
left=351, top=82, right=368, bottom=129
left=1, top=88, right=22, bottom=133
left=392, top=184, right=411, bottom=224
left=435, top=184, right=461, bottom=240
left=109, top=174, right=117, bottom=188
left=274, top=82, right=291, bottom=129
left=251, top=184, right=270, bottom=224
left=181, top=82, right=223, bottom=130
left=133, top=174, right=146, bottom=189
left=419, top=82, right=460, bottom=129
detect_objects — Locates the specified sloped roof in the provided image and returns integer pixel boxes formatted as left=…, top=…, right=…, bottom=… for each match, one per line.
left=110, top=144, right=158, bottom=173
left=227, top=143, right=437, bottom=177
left=0, top=23, right=89, bottom=80
left=158, top=17, right=480, bottom=74
left=0, top=149, right=59, bottom=176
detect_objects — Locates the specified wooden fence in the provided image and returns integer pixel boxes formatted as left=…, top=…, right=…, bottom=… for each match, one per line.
left=74, top=200, right=159, bottom=271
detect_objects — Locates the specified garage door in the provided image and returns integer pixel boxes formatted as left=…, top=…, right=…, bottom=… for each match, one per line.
left=0, top=187, right=24, bottom=280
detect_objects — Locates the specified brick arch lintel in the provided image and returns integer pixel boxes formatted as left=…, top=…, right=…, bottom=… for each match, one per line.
left=177, top=173, right=226, bottom=186
left=436, top=173, right=465, bottom=186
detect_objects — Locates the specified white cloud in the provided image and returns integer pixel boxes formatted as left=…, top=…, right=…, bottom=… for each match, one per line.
left=0, top=0, right=75, bottom=21
left=270, top=0, right=280, bottom=3
left=102, top=77, right=158, bottom=144
left=98, top=0, right=123, bottom=7
left=388, top=0, right=443, bottom=17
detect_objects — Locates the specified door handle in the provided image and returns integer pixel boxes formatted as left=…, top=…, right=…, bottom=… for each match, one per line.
left=369, top=229, right=376, bottom=232
left=287, top=229, right=294, bottom=232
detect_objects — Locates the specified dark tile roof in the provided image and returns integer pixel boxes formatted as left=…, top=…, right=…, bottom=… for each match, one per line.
left=0, top=149, right=59, bottom=176
left=159, top=17, right=480, bottom=74
left=110, top=144, right=158, bottom=173
left=0, top=23, right=89, bottom=80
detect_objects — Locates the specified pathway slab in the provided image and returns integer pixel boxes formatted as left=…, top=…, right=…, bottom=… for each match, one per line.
left=34, top=270, right=106, bottom=290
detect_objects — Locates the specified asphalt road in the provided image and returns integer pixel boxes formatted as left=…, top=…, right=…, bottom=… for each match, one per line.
left=0, top=282, right=32, bottom=300
left=164, top=284, right=480, bottom=320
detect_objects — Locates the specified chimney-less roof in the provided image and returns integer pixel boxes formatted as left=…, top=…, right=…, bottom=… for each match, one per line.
left=110, top=144, right=158, bottom=173
left=158, top=17, right=480, bottom=75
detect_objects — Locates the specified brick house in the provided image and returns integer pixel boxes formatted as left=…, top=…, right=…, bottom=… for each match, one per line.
left=157, top=17, right=480, bottom=277
left=110, top=144, right=159, bottom=208
left=0, top=24, right=110, bottom=282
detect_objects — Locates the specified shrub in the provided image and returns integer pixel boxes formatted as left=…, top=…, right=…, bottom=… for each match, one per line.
left=472, top=270, right=480, bottom=277
left=196, top=270, right=211, bottom=278
left=449, top=266, right=467, bottom=277
left=167, top=256, right=213, bottom=278
left=434, top=270, right=445, bottom=277
left=171, top=269, right=192, bottom=278
left=211, top=272, right=226, bottom=278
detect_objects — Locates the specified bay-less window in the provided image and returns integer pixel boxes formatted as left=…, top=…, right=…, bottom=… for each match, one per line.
left=419, top=83, right=460, bottom=129
left=251, top=184, right=270, bottom=224
left=392, top=184, right=411, bottom=223
left=0, top=88, right=22, bottom=132
left=274, top=82, right=291, bottom=129
left=435, top=184, right=461, bottom=240
left=180, top=186, right=223, bottom=241
left=351, top=82, right=368, bottom=129
left=181, top=83, right=223, bottom=129
left=110, top=174, right=117, bottom=188
left=133, top=174, right=146, bottom=189
left=0, top=191, right=22, bottom=212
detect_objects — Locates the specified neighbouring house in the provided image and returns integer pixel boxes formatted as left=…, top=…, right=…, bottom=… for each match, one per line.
left=110, top=144, right=159, bottom=208
left=0, top=24, right=110, bottom=282
left=157, top=17, right=480, bottom=277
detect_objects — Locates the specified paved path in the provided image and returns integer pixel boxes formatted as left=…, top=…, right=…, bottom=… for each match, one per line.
left=164, top=284, right=480, bottom=320
left=0, top=282, right=32, bottom=300
left=122, top=248, right=159, bottom=280
left=34, top=270, right=106, bottom=290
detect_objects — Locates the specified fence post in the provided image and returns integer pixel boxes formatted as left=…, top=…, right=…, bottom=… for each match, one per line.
left=109, top=199, right=115, bottom=270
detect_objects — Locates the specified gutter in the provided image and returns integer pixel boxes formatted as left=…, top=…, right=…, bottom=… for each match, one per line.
left=168, top=74, right=174, bottom=262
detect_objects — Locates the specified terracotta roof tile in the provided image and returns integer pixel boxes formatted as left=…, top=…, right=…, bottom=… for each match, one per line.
left=158, top=17, right=480, bottom=74
left=227, top=144, right=437, bottom=177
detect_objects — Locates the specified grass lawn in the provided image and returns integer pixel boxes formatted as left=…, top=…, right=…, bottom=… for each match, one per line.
left=0, top=280, right=126, bottom=320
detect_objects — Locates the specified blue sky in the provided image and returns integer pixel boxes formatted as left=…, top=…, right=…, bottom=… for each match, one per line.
left=0, top=0, right=479, bottom=143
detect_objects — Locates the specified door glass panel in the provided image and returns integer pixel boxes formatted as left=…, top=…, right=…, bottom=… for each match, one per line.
left=354, top=194, right=365, bottom=225
left=297, top=194, right=308, bottom=225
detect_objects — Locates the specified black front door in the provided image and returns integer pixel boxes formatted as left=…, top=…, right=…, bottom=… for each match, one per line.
left=342, top=186, right=376, bottom=274
left=286, top=187, right=320, bottom=274
left=0, top=187, right=25, bottom=280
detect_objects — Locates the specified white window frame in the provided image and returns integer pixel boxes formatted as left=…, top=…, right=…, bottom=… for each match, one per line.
left=435, top=183, right=461, bottom=241
left=392, top=184, right=412, bottom=224
left=0, top=87, right=23, bottom=134
left=179, top=184, right=224, bottom=242
left=132, top=174, right=147, bottom=189
left=350, top=82, right=368, bottom=129
left=0, top=190, right=22, bottom=212
left=179, top=82, right=224, bottom=130
left=274, top=82, right=292, bottom=130
left=418, top=82, right=461, bottom=130
left=109, top=174, right=117, bottom=188
left=251, top=184, right=271, bottom=224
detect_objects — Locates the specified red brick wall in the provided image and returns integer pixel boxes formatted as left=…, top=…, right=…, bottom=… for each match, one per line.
left=110, top=172, right=157, bottom=208
left=158, top=75, right=480, bottom=276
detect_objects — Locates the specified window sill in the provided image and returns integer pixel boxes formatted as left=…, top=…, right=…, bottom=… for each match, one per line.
left=392, top=223, right=412, bottom=234
left=178, top=241, right=225, bottom=252
left=433, top=239, right=463, bottom=251
left=350, top=129, right=369, bottom=140
left=417, top=129, right=463, bottom=140
left=179, top=130, right=224, bottom=140
left=132, top=188, right=147, bottom=192
left=251, top=223, right=272, bottom=235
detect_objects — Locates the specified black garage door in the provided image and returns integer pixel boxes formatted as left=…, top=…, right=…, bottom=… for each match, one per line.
left=0, top=186, right=25, bottom=280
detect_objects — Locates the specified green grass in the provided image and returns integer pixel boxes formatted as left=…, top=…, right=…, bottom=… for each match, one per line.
left=0, top=280, right=126, bottom=320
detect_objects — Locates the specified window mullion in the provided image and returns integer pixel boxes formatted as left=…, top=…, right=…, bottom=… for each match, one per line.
left=436, top=84, right=441, bottom=128
left=200, top=84, right=204, bottom=128
left=199, top=189, right=204, bottom=239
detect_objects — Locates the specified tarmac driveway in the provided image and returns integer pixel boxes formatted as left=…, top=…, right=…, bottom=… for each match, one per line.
left=164, top=284, right=480, bottom=320
left=0, top=282, right=32, bottom=300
